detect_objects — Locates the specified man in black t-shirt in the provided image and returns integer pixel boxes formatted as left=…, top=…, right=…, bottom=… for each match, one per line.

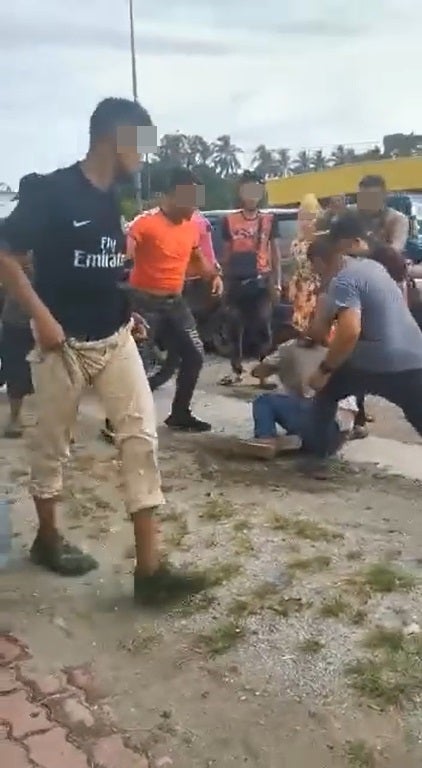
left=0, top=98, right=207, bottom=605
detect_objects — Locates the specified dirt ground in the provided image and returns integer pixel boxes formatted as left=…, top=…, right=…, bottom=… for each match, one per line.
left=2, top=368, right=422, bottom=768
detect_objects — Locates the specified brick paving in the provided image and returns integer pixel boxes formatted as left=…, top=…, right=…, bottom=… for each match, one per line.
left=0, top=634, right=149, bottom=768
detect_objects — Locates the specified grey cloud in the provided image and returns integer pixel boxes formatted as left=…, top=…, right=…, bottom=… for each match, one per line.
left=1, top=19, right=236, bottom=56
left=270, top=19, right=366, bottom=37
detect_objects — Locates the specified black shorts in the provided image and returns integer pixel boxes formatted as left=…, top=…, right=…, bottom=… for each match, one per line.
left=0, top=323, right=34, bottom=399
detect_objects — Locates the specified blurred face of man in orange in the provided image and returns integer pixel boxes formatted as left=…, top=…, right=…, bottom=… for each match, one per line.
left=162, top=180, right=205, bottom=223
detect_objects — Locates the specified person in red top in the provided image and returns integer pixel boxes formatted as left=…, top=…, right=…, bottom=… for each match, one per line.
left=129, top=167, right=223, bottom=431
left=220, top=171, right=281, bottom=385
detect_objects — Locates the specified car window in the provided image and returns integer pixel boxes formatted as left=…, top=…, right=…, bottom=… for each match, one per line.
left=277, top=218, right=297, bottom=240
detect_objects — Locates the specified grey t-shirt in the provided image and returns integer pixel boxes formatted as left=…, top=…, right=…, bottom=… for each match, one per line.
left=325, top=257, right=422, bottom=372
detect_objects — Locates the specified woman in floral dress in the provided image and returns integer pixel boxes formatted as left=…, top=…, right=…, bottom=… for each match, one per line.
left=288, top=194, right=323, bottom=334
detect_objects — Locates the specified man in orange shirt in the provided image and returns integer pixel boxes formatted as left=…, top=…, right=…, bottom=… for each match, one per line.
left=129, top=167, right=223, bottom=431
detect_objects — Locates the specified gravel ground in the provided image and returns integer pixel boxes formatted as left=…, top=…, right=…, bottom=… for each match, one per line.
left=2, top=369, right=422, bottom=766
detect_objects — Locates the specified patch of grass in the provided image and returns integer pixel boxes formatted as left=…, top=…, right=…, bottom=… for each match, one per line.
left=232, top=532, right=254, bottom=556
left=165, top=517, right=189, bottom=549
left=345, top=740, right=376, bottom=768
left=200, top=496, right=235, bottom=522
left=299, top=637, right=324, bottom=654
left=363, top=628, right=405, bottom=654
left=288, top=554, right=331, bottom=573
left=197, top=620, right=245, bottom=656
left=176, top=591, right=217, bottom=617
left=346, top=549, right=363, bottom=561
left=204, top=560, right=242, bottom=587
left=268, top=513, right=342, bottom=542
left=350, top=608, right=367, bottom=626
left=361, top=562, right=416, bottom=593
left=318, top=595, right=349, bottom=619
left=346, top=633, right=422, bottom=708
left=228, top=584, right=310, bottom=620
left=118, top=627, right=163, bottom=653
left=232, top=518, right=252, bottom=533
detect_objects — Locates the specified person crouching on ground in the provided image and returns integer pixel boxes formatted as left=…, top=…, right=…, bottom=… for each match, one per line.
left=239, top=234, right=360, bottom=458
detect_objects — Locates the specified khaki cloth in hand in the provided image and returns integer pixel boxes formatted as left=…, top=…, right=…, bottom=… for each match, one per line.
left=28, top=324, right=164, bottom=516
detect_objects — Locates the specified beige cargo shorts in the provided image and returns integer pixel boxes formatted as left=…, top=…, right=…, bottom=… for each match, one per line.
left=27, top=324, right=164, bottom=516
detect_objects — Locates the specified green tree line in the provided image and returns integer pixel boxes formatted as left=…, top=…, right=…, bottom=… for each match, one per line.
left=120, top=130, right=422, bottom=217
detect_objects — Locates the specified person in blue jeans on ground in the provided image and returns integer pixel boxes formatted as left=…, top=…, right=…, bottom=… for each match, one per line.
left=244, top=388, right=357, bottom=460
left=236, top=333, right=358, bottom=460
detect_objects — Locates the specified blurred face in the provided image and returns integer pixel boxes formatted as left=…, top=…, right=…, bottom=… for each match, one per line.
left=298, top=210, right=316, bottom=240
left=239, top=182, right=264, bottom=210
left=357, top=185, right=385, bottom=213
left=330, top=195, right=346, bottom=213
left=167, top=183, right=205, bottom=221
left=115, top=124, right=157, bottom=177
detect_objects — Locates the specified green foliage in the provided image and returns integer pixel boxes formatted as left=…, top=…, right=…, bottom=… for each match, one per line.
left=113, top=131, right=422, bottom=214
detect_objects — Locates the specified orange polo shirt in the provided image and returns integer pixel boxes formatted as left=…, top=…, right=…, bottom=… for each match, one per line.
left=129, top=208, right=200, bottom=294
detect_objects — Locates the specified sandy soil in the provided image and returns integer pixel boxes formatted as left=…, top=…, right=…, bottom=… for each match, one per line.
left=1, top=370, right=422, bottom=767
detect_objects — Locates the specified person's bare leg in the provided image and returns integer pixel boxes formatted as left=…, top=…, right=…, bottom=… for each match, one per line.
left=133, top=509, right=159, bottom=576
left=33, top=496, right=59, bottom=543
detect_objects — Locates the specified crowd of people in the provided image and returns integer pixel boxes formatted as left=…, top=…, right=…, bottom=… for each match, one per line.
left=1, top=94, right=422, bottom=605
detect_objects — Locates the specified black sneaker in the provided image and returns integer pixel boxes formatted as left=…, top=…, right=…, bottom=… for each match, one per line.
left=164, top=412, right=211, bottom=433
left=30, top=534, right=98, bottom=576
left=134, top=564, right=208, bottom=606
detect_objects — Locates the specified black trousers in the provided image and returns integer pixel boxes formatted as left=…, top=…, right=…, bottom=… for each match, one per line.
left=133, top=292, right=204, bottom=415
left=1, top=323, right=34, bottom=399
left=305, top=364, right=422, bottom=458
left=225, top=279, right=273, bottom=374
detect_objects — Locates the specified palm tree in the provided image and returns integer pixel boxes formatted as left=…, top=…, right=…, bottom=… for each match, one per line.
left=251, top=144, right=277, bottom=178
left=275, top=148, right=292, bottom=177
left=311, top=150, right=328, bottom=172
left=186, top=135, right=212, bottom=168
left=156, top=132, right=189, bottom=166
left=355, top=145, right=383, bottom=162
left=210, top=135, right=242, bottom=177
left=329, top=145, right=356, bottom=166
left=292, top=150, right=313, bottom=174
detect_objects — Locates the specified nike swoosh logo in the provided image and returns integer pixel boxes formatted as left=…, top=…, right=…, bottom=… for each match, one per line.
left=73, top=220, right=90, bottom=227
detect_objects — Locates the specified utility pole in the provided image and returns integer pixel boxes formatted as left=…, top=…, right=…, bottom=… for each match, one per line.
left=128, top=0, right=142, bottom=207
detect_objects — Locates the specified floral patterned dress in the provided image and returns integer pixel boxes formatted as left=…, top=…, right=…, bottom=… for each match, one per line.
left=288, top=239, right=320, bottom=333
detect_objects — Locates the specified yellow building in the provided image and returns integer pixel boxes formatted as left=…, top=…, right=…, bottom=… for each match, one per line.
left=266, top=156, right=422, bottom=207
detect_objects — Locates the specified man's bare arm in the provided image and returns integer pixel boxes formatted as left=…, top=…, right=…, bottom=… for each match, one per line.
left=0, top=251, right=56, bottom=325
left=387, top=211, right=409, bottom=251
left=307, top=293, right=332, bottom=344
left=189, top=246, right=219, bottom=279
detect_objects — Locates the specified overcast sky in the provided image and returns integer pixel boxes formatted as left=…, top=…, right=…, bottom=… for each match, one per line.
left=1, top=0, right=420, bottom=187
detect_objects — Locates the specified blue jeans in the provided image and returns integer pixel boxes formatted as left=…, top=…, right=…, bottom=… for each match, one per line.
left=253, top=392, right=341, bottom=452
left=306, top=363, right=422, bottom=458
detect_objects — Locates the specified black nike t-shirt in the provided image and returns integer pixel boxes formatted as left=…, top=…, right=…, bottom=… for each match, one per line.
left=0, top=163, right=130, bottom=340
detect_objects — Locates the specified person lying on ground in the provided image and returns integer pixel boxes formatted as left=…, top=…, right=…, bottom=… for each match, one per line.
left=235, top=342, right=358, bottom=459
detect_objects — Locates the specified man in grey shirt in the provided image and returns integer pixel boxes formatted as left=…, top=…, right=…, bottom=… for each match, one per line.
left=304, top=212, right=422, bottom=458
